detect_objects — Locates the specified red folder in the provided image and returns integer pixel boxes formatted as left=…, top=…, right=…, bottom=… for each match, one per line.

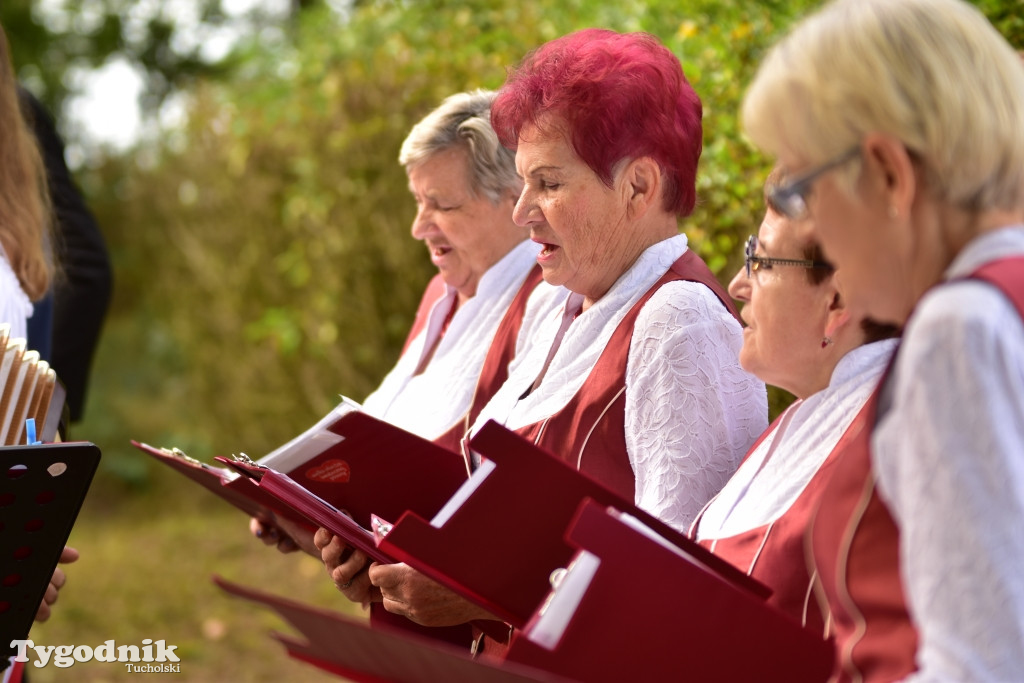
left=221, top=461, right=395, bottom=564
left=505, top=499, right=835, bottom=682
left=212, top=575, right=571, bottom=683
left=133, top=406, right=469, bottom=532
left=129, top=442, right=314, bottom=529
left=375, top=421, right=768, bottom=629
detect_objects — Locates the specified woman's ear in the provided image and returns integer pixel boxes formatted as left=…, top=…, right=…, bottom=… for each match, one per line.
left=861, top=133, right=917, bottom=218
left=824, top=289, right=853, bottom=340
left=623, top=157, right=662, bottom=216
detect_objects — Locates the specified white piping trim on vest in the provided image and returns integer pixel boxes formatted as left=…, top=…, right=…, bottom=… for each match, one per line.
left=576, top=386, right=626, bottom=471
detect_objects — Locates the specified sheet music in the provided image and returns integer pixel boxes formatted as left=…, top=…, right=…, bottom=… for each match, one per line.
left=257, top=396, right=361, bottom=472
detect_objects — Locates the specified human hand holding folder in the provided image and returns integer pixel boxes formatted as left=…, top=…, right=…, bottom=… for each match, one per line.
left=369, top=562, right=499, bottom=628
left=315, top=527, right=380, bottom=606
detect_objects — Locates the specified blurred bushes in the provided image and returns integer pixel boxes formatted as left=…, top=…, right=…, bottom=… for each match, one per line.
left=77, top=0, right=1018, bottom=463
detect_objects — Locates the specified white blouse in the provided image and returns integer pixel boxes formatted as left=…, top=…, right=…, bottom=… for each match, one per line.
left=694, top=339, right=897, bottom=540
left=873, top=225, right=1024, bottom=682
left=473, top=234, right=767, bottom=531
left=361, top=239, right=546, bottom=442
left=0, top=248, right=32, bottom=338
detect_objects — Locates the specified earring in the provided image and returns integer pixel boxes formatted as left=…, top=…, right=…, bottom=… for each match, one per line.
left=821, top=336, right=834, bottom=349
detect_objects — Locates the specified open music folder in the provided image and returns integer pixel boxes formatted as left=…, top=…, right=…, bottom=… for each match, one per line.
left=213, top=576, right=569, bottom=683
left=132, top=399, right=469, bottom=536
left=1, top=442, right=102, bottom=664
left=374, top=420, right=768, bottom=629
left=503, top=499, right=835, bottom=682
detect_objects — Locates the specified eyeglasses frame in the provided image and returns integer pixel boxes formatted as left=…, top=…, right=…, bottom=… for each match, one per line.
left=767, top=146, right=861, bottom=220
left=744, top=235, right=832, bottom=279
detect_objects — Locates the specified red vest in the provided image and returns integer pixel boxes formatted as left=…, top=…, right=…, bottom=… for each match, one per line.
left=401, top=274, right=447, bottom=355
left=694, top=398, right=871, bottom=636
left=476, top=250, right=737, bottom=658
left=809, top=257, right=1024, bottom=682
left=433, top=265, right=544, bottom=453
left=514, top=250, right=738, bottom=499
left=374, top=266, right=545, bottom=649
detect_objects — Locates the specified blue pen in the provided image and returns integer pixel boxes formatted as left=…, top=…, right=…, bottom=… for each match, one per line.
left=25, top=417, right=41, bottom=445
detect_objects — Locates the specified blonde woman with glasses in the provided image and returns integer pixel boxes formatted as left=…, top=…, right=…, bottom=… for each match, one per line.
left=743, top=0, right=1024, bottom=679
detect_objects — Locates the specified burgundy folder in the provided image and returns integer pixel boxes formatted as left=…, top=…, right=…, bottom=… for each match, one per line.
left=504, top=499, right=835, bottom=682
left=375, top=420, right=768, bottom=628
left=213, top=575, right=570, bottom=683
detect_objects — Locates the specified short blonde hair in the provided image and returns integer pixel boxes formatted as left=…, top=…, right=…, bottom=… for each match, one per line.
left=743, top=0, right=1024, bottom=212
left=399, top=89, right=521, bottom=204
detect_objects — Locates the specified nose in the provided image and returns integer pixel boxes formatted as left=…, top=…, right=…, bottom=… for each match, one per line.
left=728, top=266, right=751, bottom=303
left=410, top=204, right=434, bottom=240
left=512, top=187, right=539, bottom=227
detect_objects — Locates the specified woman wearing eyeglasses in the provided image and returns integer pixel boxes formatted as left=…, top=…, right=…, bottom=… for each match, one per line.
left=690, top=169, right=898, bottom=636
left=743, top=0, right=1024, bottom=679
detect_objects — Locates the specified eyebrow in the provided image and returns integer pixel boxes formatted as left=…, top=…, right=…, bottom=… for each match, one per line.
left=520, top=164, right=562, bottom=178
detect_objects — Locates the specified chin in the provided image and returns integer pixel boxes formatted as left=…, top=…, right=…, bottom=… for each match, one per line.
left=538, top=266, right=568, bottom=287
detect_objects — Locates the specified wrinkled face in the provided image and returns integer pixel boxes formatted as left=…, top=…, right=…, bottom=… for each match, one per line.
left=407, top=147, right=517, bottom=300
left=512, top=123, right=633, bottom=303
left=728, top=210, right=834, bottom=397
left=777, top=150, right=909, bottom=325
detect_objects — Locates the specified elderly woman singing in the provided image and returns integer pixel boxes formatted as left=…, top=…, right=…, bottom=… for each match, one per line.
left=691, top=169, right=899, bottom=636
left=743, top=0, right=1024, bottom=679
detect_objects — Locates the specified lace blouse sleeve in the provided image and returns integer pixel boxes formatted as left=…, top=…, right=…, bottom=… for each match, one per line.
left=625, top=281, right=767, bottom=532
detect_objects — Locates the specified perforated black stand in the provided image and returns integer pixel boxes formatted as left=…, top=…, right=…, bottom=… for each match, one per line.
left=0, top=443, right=101, bottom=662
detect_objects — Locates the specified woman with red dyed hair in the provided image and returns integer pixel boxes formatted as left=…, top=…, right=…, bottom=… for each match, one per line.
left=356, top=28, right=767, bottom=656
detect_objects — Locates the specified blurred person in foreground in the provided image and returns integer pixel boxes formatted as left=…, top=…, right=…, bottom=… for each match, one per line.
left=690, top=168, right=899, bottom=635
left=742, top=0, right=1024, bottom=678
left=18, top=86, right=113, bottom=425
left=328, top=28, right=767, bottom=656
left=0, top=20, right=77, bottom=680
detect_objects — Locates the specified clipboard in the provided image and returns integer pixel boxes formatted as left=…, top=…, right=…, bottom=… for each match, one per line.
left=374, top=420, right=769, bottom=628
left=212, top=575, right=569, bottom=683
left=129, top=442, right=315, bottom=530
left=504, top=500, right=836, bottom=682
left=220, top=459, right=394, bottom=564
left=0, top=442, right=101, bottom=660
left=133, top=404, right=469, bottom=532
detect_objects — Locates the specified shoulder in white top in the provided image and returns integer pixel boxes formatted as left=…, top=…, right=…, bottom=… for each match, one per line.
left=695, top=338, right=897, bottom=540
left=474, top=233, right=768, bottom=531
left=361, top=239, right=547, bottom=441
left=0, top=247, right=33, bottom=339
left=873, top=225, right=1024, bottom=681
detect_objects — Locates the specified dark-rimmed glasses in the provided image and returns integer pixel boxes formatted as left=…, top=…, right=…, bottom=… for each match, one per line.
left=744, top=235, right=832, bottom=279
left=767, top=147, right=860, bottom=220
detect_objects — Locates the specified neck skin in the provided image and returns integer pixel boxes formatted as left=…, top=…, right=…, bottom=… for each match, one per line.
left=899, top=200, right=1024, bottom=323
left=788, top=332, right=863, bottom=400
left=582, top=213, right=677, bottom=312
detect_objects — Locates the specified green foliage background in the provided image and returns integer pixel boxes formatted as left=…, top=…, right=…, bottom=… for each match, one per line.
left=84, top=0, right=829, bottom=473
left=8, top=0, right=1022, bottom=680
